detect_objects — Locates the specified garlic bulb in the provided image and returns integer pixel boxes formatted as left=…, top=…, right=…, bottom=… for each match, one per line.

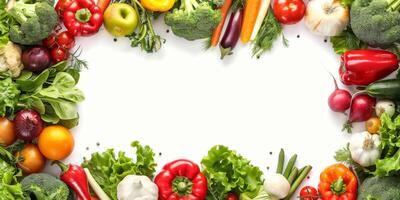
left=349, top=131, right=381, bottom=167
left=305, top=0, right=349, bottom=36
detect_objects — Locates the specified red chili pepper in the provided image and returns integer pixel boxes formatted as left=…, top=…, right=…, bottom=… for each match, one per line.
left=54, top=161, right=91, bottom=200
left=339, top=49, right=399, bottom=86
left=154, top=159, right=208, bottom=200
left=63, top=0, right=103, bottom=36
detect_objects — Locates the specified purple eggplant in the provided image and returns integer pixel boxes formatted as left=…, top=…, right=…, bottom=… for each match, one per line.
left=220, top=9, right=243, bottom=59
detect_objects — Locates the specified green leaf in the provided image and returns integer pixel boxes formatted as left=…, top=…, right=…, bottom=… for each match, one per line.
left=330, top=29, right=366, bottom=55
left=58, top=117, right=79, bottom=129
left=202, top=145, right=263, bottom=200
left=82, top=141, right=156, bottom=200
left=44, top=98, right=78, bottom=120
left=16, top=71, right=33, bottom=81
left=374, top=149, right=400, bottom=177
left=16, top=70, right=49, bottom=92
left=0, top=78, right=20, bottom=117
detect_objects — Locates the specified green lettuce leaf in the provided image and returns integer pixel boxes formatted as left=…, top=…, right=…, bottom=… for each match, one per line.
left=201, top=145, right=263, bottom=200
left=0, top=78, right=20, bottom=117
left=374, top=149, right=400, bottom=177
left=0, top=147, right=25, bottom=200
left=81, top=141, right=156, bottom=200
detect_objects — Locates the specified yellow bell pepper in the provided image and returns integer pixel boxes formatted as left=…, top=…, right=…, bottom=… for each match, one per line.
left=141, top=0, right=175, bottom=12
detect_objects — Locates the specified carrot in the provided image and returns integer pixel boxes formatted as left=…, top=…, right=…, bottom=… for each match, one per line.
left=97, top=0, right=111, bottom=13
left=240, top=0, right=262, bottom=43
left=210, top=0, right=233, bottom=47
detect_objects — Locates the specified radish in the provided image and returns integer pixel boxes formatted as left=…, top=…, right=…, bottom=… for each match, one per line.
left=328, top=75, right=351, bottom=112
left=343, top=94, right=376, bottom=133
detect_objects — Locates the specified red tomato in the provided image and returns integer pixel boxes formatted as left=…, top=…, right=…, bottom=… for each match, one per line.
left=273, top=0, right=306, bottom=25
left=43, top=34, right=57, bottom=49
left=225, top=193, right=239, bottom=200
left=51, top=47, right=69, bottom=63
left=300, top=186, right=319, bottom=200
left=56, top=31, right=75, bottom=50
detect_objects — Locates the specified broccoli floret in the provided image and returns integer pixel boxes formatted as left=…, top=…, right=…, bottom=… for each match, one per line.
left=357, top=176, right=400, bottom=200
left=350, top=0, right=400, bottom=47
left=165, top=0, right=221, bottom=40
left=8, top=0, right=57, bottom=45
left=21, top=173, right=70, bottom=200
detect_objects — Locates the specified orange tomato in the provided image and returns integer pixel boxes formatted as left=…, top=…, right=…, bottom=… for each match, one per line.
left=38, top=125, right=74, bottom=160
left=16, top=144, right=46, bottom=174
left=0, top=117, right=16, bottom=146
left=366, top=117, right=381, bottom=134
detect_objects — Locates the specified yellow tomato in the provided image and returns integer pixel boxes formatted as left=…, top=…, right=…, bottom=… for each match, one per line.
left=16, top=144, right=46, bottom=174
left=0, top=117, right=16, bottom=146
left=38, top=125, right=74, bottom=160
left=366, top=117, right=381, bottom=134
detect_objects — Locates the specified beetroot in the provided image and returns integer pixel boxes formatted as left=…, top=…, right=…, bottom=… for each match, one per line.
left=343, top=94, right=376, bottom=133
left=328, top=76, right=352, bottom=112
left=14, top=109, right=44, bottom=141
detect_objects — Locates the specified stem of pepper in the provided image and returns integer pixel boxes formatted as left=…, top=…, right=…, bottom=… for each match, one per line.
left=172, top=176, right=193, bottom=196
left=330, top=177, right=347, bottom=195
left=75, top=8, right=92, bottom=23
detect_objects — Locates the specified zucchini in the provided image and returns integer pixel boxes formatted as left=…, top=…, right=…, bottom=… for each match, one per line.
left=366, top=79, right=400, bottom=99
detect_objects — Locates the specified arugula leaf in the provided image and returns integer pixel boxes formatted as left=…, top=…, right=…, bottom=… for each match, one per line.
left=201, top=145, right=263, bottom=200
left=330, top=29, right=366, bottom=55
left=82, top=141, right=156, bottom=200
left=0, top=78, right=20, bottom=117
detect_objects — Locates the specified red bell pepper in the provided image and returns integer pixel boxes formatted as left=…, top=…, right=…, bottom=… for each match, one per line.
left=318, top=163, right=357, bottom=200
left=154, top=159, right=208, bottom=200
left=63, top=0, right=103, bottom=36
left=54, top=161, right=91, bottom=200
left=339, top=49, right=399, bottom=86
left=55, top=0, right=75, bottom=17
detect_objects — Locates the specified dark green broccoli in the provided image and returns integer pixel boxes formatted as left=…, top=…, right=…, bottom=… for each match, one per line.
left=350, top=0, right=400, bottom=47
left=8, top=0, right=57, bottom=45
left=164, top=0, right=221, bottom=41
left=21, top=173, right=70, bottom=200
left=357, top=176, right=400, bottom=200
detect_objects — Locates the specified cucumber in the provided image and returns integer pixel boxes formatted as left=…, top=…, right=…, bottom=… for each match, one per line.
left=366, top=79, right=400, bottom=99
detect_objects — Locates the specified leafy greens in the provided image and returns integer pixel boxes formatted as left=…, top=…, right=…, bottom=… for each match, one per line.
left=373, top=113, right=400, bottom=176
left=0, top=61, right=84, bottom=128
left=0, top=147, right=24, bottom=200
left=201, top=145, right=264, bottom=200
left=81, top=141, right=157, bottom=200
left=330, top=29, right=366, bottom=55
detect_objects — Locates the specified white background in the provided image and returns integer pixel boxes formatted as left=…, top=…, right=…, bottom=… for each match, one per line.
left=46, top=18, right=366, bottom=198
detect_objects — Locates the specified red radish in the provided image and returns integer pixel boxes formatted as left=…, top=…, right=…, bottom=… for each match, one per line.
left=328, top=75, right=351, bottom=112
left=343, top=94, right=376, bottom=133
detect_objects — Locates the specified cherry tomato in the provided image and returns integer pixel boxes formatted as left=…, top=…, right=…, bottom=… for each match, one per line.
left=366, top=117, right=381, bottom=134
left=225, top=193, right=239, bottom=200
left=273, top=0, right=306, bottom=25
left=299, top=186, right=319, bottom=200
left=43, top=34, right=57, bottom=49
left=56, top=31, right=75, bottom=49
left=38, top=125, right=74, bottom=160
left=16, top=144, right=46, bottom=174
left=0, top=117, right=16, bottom=146
left=51, top=47, right=69, bottom=63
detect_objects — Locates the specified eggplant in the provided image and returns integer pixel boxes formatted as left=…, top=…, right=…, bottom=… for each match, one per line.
left=220, top=9, right=243, bottom=59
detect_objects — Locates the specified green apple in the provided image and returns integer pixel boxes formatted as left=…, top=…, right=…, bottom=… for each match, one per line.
left=104, top=3, right=139, bottom=37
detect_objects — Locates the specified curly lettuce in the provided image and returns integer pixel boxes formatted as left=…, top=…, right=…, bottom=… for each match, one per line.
left=201, top=145, right=264, bottom=200
left=81, top=141, right=156, bottom=200
left=0, top=78, right=20, bottom=117
left=0, top=147, right=24, bottom=200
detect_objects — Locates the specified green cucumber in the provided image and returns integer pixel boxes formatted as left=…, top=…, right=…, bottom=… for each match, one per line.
left=366, top=79, right=400, bottom=100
